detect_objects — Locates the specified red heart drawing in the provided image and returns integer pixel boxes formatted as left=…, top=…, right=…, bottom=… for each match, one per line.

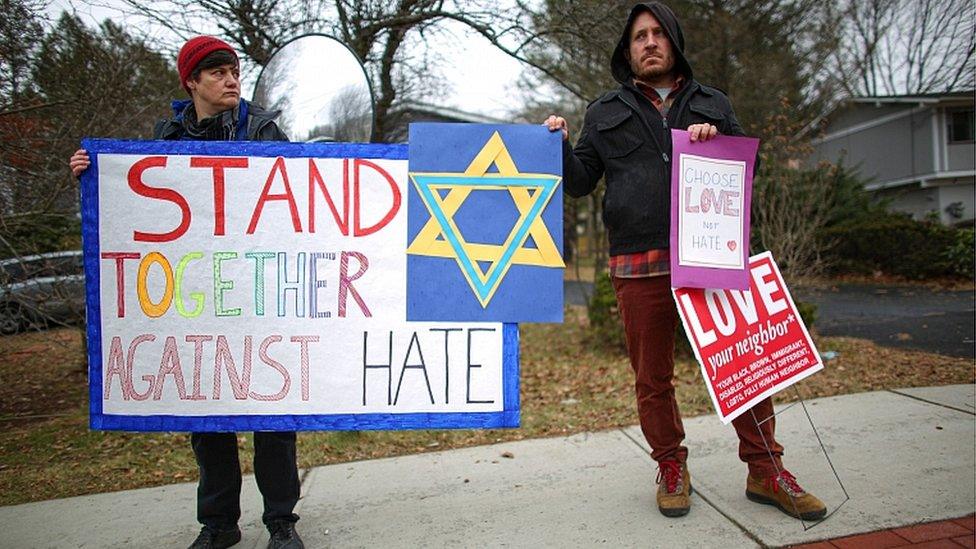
left=727, top=240, right=737, bottom=251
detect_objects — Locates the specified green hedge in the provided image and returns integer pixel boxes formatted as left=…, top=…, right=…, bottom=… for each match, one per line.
left=587, top=273, right=694, bottom=355
left=587, top=273, right=626, bottom=350
left=1, top=213, right=81, bottom=259
left=822, top=213, right=975, bottom=279
left=586, top=273, right=817, bottom=357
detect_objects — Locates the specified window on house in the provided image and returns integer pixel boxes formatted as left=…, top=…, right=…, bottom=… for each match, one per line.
left=947, top=108, right=974, bottom=143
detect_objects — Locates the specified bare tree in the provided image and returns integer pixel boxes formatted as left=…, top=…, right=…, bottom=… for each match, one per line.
left=750, top=106, right=833, bottom=281
left=1, top=13, right=177, bottom=249
left=512, top=0, right=841, bottom=135
left=325, top=85, right=372, bottom=142
left=250, top=39, right=295, bottom=135
left=106, top=0, right=645, bottom=141
left=110, top=0, right=536, bottom=141
left=0, top=8, right=180, bottom=335
left=828, top=0, right=975, bottom=96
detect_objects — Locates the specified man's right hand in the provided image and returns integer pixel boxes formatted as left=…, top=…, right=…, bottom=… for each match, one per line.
left=69, top=149, right=90, bottom=178
left=544, top=115, right=569, bottom=141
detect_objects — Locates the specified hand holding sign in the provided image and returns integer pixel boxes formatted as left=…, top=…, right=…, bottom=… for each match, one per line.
left=670, top=130, right=759, bottom=290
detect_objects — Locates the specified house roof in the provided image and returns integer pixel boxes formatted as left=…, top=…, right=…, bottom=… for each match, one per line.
left=848, top=90, right=974, bottom=105
left=396, top=100, right=509, bottom=125
left=798, top=89, right=974, bottom=139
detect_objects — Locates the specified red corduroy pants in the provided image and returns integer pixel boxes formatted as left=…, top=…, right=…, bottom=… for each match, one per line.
left=612, top=274, right=784, bottom=476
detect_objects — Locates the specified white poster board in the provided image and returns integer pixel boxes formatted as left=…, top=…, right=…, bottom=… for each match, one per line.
left=81, top=139, right=518, bottom=431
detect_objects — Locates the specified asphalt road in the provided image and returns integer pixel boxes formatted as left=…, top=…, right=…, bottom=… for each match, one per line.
left=793, top=284, right=975, bottom=359
left=565, top=281, right=975, bottom=359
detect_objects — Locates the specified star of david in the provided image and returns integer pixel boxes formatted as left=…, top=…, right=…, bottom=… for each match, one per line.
left=407, top=131, right=564, bottom=308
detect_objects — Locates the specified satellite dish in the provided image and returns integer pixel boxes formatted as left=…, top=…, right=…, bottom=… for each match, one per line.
left=253, top=34, right=374, bottom=143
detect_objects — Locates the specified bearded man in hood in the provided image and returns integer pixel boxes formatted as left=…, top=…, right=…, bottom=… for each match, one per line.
left=545, top=2, right=827, bottom=521
left=70, top=37, right=303, bottom=549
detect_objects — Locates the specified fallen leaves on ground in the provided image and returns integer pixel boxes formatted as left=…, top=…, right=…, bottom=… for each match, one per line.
left=0, top=314, right=971, bottom=506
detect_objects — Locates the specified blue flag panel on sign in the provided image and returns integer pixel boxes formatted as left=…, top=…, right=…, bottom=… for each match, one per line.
left=407, top=123, right=564, bottom=323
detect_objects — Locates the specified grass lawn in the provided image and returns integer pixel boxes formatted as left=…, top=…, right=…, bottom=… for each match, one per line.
left=0, top=308, right=972, bottom=506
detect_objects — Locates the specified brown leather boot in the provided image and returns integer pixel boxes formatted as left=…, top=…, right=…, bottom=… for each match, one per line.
left=746, top=470, right=827, bottom=520
left=656, top=460, right=691, bottom=517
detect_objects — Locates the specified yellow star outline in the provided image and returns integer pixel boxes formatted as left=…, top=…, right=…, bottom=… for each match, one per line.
left=407, top=131, right=565, bottom=308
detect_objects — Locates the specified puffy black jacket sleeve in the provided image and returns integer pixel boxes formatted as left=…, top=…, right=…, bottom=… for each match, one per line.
left=152, top=119, right=177, bottom=140
left=562, top=109, right=605, bottom=198
left=716, top=94, right=746, bottom=138
left=721, top=101, right=760, bottom=172
left=703, top=89, right=759, bottom=171
left=254, top=120, right=289, bottom=142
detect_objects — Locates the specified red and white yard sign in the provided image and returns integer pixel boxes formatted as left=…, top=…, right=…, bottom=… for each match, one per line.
left=672, top=252, right=823, bottom=423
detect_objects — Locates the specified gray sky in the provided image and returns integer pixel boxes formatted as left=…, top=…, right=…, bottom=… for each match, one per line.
left=44, top=0, right=526, bottom=119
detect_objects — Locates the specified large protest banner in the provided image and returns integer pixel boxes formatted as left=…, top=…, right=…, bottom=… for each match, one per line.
left=672, top=252, right=823, bottom=423
left=80, top=138, right=518, bottom=431
left=670, top=130, right=758, bottom=290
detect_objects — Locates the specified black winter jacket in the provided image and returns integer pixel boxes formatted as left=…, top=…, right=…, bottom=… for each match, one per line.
left=563, top=2, right=746, bottom=256
left=153, top=99, right=288, bottom=142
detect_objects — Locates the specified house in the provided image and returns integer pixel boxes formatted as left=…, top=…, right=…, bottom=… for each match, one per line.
left=386, top=101, right=509, bottom=143
left=806, top=91, right=975, bottom=225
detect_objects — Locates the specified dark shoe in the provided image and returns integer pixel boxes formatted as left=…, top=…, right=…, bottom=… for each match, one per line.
left=656, top=460, right=691, bottom=517
left=188, top=526, right=242, bottom=549
left=267, top=521, right=304, bottom=549
left=746, top=470, right=827, bottom=520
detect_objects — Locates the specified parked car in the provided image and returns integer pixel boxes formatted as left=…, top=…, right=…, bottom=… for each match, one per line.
left=0, top=250, right=85, bottom=335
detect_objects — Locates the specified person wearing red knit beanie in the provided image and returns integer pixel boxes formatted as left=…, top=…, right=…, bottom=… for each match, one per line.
left=69, top=36, right=301, bottom=549
left=177, top=36, right=239, bottom=95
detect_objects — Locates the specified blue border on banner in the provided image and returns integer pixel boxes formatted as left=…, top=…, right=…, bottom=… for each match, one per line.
left=80, top=141, right=103, bottom=427
left=81, top=137, right=409, bottom=160
left=89, top=322, right=518, bottom=431
left=81, top=138, right=518, bottom=432
left=91, top=410, right=521, bottom=432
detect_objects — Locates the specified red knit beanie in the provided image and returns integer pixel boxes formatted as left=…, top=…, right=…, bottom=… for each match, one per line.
left=177, top=36, right=238, bottom=94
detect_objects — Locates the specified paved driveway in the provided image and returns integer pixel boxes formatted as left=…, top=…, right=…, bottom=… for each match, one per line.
left=793, top=284, right=974, bottom=359
left=565, top=281, right=975, bottom=358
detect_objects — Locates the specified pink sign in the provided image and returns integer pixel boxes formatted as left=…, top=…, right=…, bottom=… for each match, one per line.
left=670, top=130, right=759, bottom=289
left=672, top=252, right=823, bottom=424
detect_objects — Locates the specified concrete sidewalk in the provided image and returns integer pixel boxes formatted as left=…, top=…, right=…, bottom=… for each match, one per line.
left=1, top=385, right=973, bottom=548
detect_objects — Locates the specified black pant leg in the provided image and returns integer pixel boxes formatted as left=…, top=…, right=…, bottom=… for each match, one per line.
left=191, top=432, right=242, bottom=530
left=253, top=431, right=300, bottom=526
